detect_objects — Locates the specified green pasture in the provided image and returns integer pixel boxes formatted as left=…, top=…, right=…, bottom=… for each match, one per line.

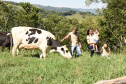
left=0, top=48, right=126, bottom=84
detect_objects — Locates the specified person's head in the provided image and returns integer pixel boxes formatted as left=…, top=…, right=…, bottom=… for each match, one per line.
left=87, top=29, right=93, bottom=35
left=72, top=27, right=78, bottom=34
left=95, top=29, right=98, bottom=33
left=103, top=44, right=108, bottom=49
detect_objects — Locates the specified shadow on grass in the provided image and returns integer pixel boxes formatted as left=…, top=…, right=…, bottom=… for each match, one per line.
left=23, top=53, right=40, bottom=58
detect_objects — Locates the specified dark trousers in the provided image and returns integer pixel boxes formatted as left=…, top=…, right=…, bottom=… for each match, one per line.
left=89, top=45, right=101, bottom=57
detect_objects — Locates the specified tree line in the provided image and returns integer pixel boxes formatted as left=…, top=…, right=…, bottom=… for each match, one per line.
left=0, top=0, right=125, bottom=53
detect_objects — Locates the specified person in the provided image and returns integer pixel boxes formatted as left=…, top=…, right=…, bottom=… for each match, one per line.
left=61, top=27, right=81, bottom=58
left=86, top=29, right=100, bottom=57
left=92, top=29, right=99, bottom=52
left=100, top=44, right=111, bottom=59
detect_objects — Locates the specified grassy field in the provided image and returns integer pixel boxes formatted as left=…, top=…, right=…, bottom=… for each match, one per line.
left=0, top=48, right=126, bottom=84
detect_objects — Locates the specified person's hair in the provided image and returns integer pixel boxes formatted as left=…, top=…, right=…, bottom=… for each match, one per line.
left=95, top=28, right=98, bottom=31
left=87, top=29, right=92, bottom=35
left=104, top=44, right=108, bottom=49
left=73, top=27, right=77, bottom=31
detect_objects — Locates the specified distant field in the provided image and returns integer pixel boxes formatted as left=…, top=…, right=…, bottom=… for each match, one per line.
left=0, top=48, right=126, bottom=84
left=66, top=14, right=84, bottom=23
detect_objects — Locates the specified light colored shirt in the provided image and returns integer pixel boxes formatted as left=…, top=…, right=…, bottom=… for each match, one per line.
left=93, top=32, right=99, bottom=40
left=102, top=47, right=110, bottom=56
left=87, top=35, right=95, bottom=46
left=68, top=32, right=79, bottom=46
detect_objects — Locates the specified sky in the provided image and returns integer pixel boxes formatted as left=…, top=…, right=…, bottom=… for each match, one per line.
left=3, top=0, right=107, bottom=9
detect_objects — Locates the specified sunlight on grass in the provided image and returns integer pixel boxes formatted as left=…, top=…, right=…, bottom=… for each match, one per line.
left=0, top=49, right=126, bottom=84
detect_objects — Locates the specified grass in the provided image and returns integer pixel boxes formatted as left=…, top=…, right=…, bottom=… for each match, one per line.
left=0, top=48, right=126, bottom=84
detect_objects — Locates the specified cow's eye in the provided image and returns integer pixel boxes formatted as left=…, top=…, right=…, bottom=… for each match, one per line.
left=66, top=50, right=68, bottom=53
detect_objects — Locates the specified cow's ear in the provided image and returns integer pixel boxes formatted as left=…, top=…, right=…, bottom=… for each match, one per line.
left=64, top=45, right=66, bottom=48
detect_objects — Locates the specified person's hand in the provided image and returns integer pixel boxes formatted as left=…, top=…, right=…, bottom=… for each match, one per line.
left=94, top=42, right=97, bottom=44
left=107, top=53, right=109, bottom=56
left=79, top=44, right=81, bottom=48
left=61, top=39, right=64, bottom=42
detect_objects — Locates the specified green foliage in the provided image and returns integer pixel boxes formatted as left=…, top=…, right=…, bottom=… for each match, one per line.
left=101, top=0, right=126, bottom=52
left=14, top=2, right=40, bottom=27
left=0, top=1, right=15, bottom=31
left=0, top=1, right=125, bottom=52
left=0, top=49, right=126, bottom=83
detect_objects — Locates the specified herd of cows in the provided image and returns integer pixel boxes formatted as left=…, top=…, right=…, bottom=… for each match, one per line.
left=0, top=27, right=72, bottom=59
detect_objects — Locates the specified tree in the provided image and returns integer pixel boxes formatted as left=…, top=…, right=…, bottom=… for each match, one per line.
left=0, top=1, right=15, bottom=31
left=15, top=2, right=40, bottom=27
left=85, top=0, right=126, bottom=52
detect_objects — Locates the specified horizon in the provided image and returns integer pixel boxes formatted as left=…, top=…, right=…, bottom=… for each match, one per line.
left=3, top=0, right=107, bottom=9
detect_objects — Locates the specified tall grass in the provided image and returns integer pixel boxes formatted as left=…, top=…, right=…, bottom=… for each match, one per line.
left=0, top=48, right=126, bottom=84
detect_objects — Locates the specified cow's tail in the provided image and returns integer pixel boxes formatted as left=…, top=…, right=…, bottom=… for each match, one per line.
left=10, top=33, right=13, bottom=52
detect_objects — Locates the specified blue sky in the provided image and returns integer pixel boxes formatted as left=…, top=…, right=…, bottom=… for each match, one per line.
left=4, top=0, right=107, bottom=9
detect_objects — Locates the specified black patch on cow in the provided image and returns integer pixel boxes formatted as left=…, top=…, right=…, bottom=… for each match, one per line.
left=47, top=37, right=52, bottom=46
left=50, top=38, right=62, bottom=47
left=61, top=47, right=65, bottom=54
left=28, top=37, right=36, bottom=44
left=26, top=31, right=28, bottom=35
left=51, top=47, right=57, bottom=50
left=34, top=38, right=38, bottom=43
left=28, top=29, right=42, bottom=36
left=46, top=37, right=49, bottom=40
left=47, top=37, right=62, bottom=51
left=26, top=39, right=28, bottom=41
left=66, top=50, right=68, bottom=53
left=61, top=48, right=64, bottom=51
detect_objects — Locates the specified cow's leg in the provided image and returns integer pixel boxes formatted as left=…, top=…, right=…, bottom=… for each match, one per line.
left=2, top=44, right=6, bottom=52
left=12, top=43, right=20, bottom=56
left=41, top=48, right=47, bottom=59
left=8, top=46, right=10, bottom=51
left=12, top=45, right=17, bottom=56
left=40, top=52, right=43, bottom=59
left=16, top=49, right=19, bottom=55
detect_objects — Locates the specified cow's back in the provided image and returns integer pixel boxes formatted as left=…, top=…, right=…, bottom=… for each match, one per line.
left=11, top=27, right=56, bottom=47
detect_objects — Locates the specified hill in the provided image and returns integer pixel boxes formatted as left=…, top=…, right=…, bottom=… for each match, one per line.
left=4, top=1, right=97, bottom=14
left=34, top=4, right=97, bottom=14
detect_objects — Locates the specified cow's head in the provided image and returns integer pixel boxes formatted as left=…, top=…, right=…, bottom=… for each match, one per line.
left=50, top=45, right=72, bottom=59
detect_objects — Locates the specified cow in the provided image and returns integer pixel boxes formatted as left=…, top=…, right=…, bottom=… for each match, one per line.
left=0, top=32, right=11, bottom=52
left=11, top=27, right=72, bottom=59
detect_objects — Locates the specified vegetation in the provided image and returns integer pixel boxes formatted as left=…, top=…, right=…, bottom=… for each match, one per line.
left=0, top=0, right=126, bottom=83
left=0, top=0, right=126, bottom=52
left=0, top=49, right=126, bottom=84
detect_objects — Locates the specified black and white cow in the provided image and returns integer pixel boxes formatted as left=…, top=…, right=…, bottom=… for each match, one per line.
left=11, top=27, right=72, bottom=59
left=0, top=32, right=11, bottom=51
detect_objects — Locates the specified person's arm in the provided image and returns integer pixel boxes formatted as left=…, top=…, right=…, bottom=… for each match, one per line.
left=61, top=34, right=70, bottom=42
left=97, top=32, right=99, bottom=36
left=107, top=50, right=111, bottom=56
left=107, top=48, right=111, bottom=55
left=78, top=36, right=81, bottom=48
left=100, top=48, right=103, bottom=52
left=87, top=39, right=96, bottom=45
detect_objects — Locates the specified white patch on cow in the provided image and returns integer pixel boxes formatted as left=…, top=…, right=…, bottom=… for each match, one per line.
left=50, top=45, right=72, bottom=59
left=7, top=33, right=10, bottom=36
left=49, top=49, right=56, bottom=53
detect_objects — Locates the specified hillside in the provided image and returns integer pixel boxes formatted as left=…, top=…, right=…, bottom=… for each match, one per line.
left=34, top=4, right=97, bottom=14
left=4, top=1, right=97, bottom=14
left=33, top=4, right=79, bottom=12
